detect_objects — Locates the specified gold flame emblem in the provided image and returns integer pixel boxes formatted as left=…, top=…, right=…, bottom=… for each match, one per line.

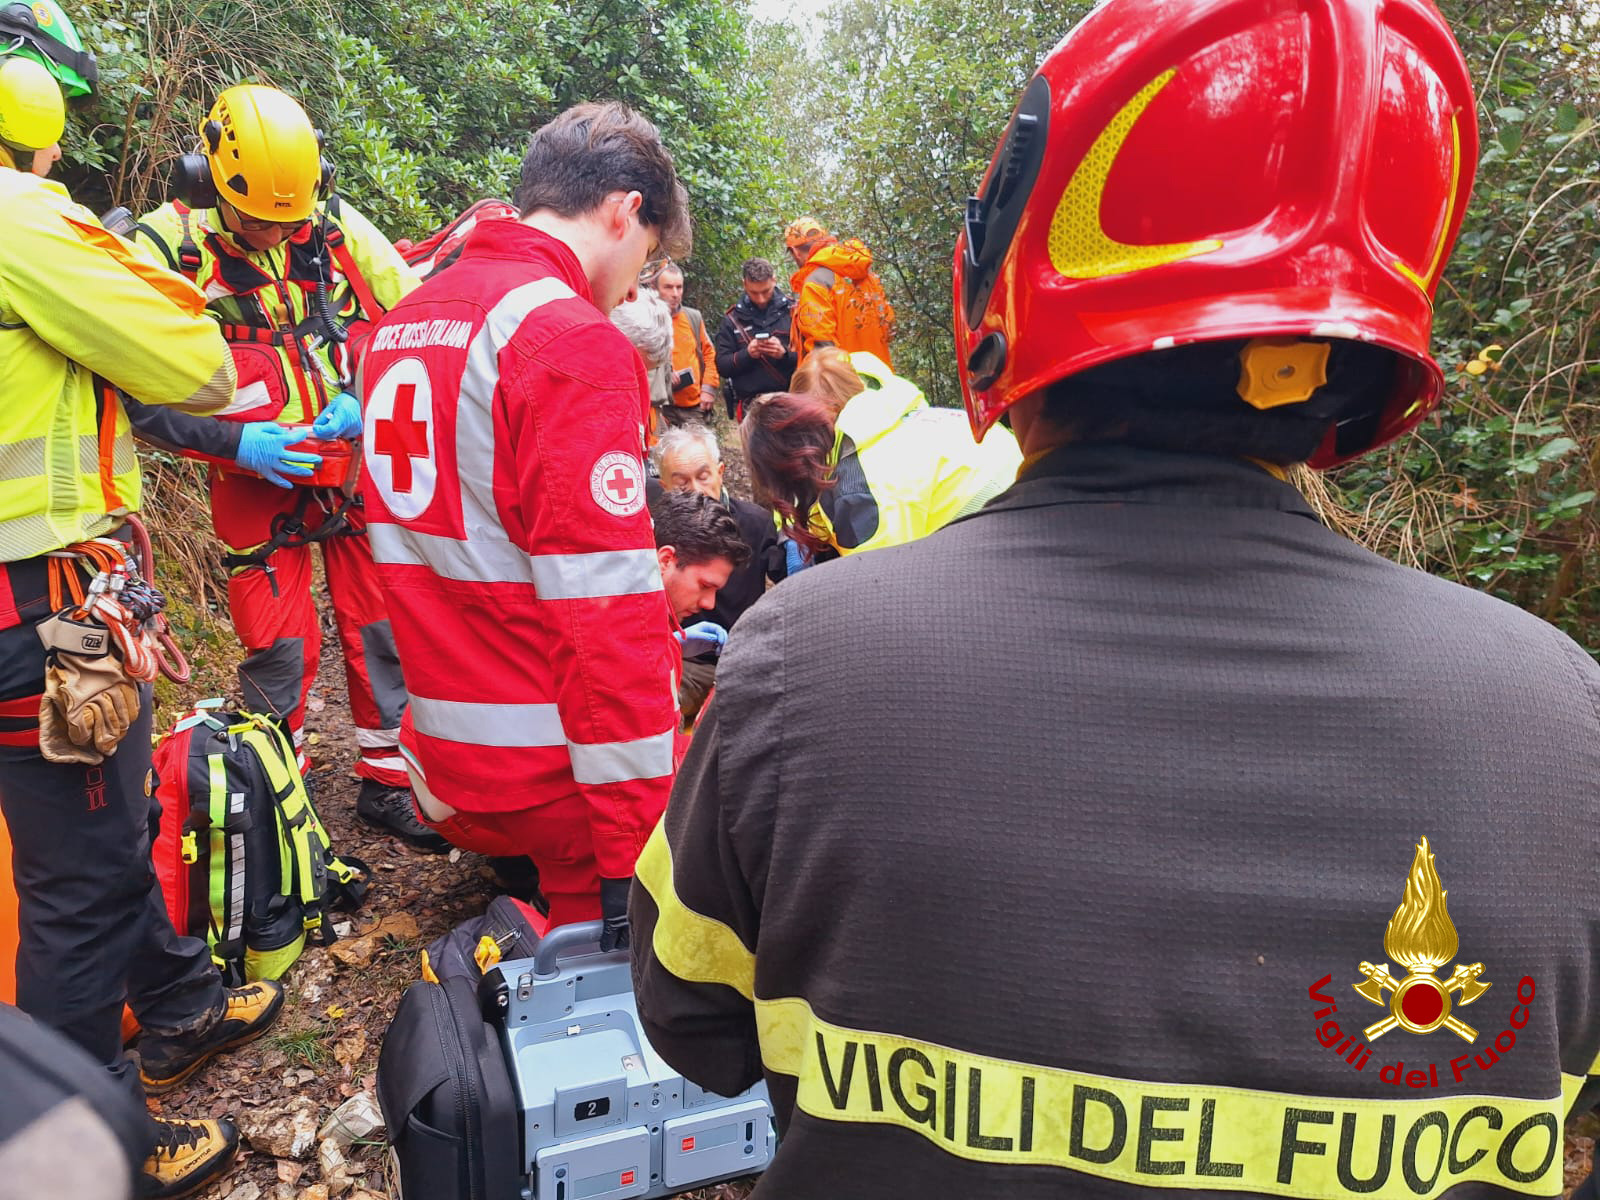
left=1353, top=837, right=1491, bottom=1041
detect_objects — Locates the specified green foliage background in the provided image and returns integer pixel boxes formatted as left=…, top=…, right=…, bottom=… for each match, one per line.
left=756, top=0, right=1600, bottom=654
left=41, top=0, right=1600, bottom=653
left=54, top=0, right=786, bottom=311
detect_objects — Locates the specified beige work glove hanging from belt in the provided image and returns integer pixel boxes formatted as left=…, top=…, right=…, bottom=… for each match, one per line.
left=36, top=612, right=141, bottom=764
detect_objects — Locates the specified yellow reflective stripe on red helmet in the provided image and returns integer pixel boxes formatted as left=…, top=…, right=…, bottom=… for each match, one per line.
left=634, top=822, right=755, bottom=1001
left=1394, top=114, right=1462, bottom=297
left=1048, top=70, right=1224, bottom=280
left=753, top=996, right=1563, bottom=1198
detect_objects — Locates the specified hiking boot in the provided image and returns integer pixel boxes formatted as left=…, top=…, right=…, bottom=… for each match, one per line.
left=486, top=855, right=544, bottom=906
left=139, top=981, right=285, bottom=1095
left=357, top=779, right=450, bottom=851
left=140, top=1117, right=240, bottom=1199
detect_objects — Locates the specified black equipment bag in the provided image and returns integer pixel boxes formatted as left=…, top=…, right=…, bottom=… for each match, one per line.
left=377, top=974, right=521, bottom=1200
left=419, top=894, right=546, bottom=987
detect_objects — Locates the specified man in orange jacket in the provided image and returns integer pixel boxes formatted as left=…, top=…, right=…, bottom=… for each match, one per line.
left=653, top=261, right=719, bottom=425
left=784, top=216, right=894, bottom=368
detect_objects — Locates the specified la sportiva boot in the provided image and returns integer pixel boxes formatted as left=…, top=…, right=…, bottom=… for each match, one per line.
left=138, top=980, right=285, bottom=1095
left=140, top=1117, right=240, bottom=1199
left=356, top=779, right=450, bottom=851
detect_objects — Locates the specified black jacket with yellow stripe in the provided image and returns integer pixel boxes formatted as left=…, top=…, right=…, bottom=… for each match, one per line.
left=631, top=444, right=1600, bottom=1200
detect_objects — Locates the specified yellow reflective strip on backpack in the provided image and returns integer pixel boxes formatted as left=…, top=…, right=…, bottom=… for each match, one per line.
left=329, top=860, right=356, bottom=884
left=750, top=997, right=1562, bottom=1198
left=237, top=722, right=302, bottom=897
left=247, top=717, right=331, bottom=918
left=206, top=753, right=229, bottom=945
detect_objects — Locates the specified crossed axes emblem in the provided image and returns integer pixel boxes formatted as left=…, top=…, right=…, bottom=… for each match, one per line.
left=1353, top=960, right=1491, bottom=1042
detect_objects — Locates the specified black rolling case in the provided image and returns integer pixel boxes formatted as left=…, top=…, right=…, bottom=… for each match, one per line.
left=378, top=973, right=521, bottom=1200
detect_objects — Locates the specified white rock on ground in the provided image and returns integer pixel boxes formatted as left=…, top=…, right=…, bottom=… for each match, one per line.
left=318, top=1137, right=346, bottom=1176
left=318, top=1090, right=384, bottom=1148
left=237, top=1098, right=321, bottom=1160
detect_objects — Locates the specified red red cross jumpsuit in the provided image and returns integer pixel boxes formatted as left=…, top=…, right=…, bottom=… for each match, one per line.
left=358, top=220, right=678, bottom=922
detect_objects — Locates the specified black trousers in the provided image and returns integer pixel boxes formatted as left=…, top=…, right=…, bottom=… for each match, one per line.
left=0, top=552, right=223, bottom=1130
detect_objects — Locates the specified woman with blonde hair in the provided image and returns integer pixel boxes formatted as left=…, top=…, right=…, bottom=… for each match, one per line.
left=741, top=349, right=1021, bottom=558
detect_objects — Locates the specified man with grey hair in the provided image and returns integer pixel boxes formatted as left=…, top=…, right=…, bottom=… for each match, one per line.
left=610, top=286, right=675, bottom=408
left=651, top=424, right=784, bottom=720
left=714, top=257, right=795, bottom=419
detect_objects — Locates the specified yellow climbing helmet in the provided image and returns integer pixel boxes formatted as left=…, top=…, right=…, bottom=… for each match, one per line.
left=200, top=84, right=322, bottom=222
left=0, top=55, right=65, bottom=152
left=783, top=216, right=830, bottom=250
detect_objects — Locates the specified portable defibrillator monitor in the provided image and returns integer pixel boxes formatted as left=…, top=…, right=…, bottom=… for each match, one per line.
left=481, top=922, right=776, bottom=1199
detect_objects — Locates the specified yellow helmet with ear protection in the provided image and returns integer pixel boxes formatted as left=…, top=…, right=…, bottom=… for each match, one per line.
left=0, top=55, right=65, bottom=153
left=200, top=84, right=322, bottom=221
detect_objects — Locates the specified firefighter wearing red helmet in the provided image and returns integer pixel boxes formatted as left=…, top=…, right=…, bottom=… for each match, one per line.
left=633, top=0, right=1600, bottom=1195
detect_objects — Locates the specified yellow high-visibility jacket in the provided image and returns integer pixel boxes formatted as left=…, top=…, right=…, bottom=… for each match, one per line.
left=810, top=352, right=1022, bottom=555
left=133, top=199, right=417, bottom=426
left=0, top=170, right=234, bottom=561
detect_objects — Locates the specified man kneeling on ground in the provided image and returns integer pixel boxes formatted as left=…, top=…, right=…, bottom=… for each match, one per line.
left=653, top=427, right=782, bottom=721
left=648, top=489, right=752, bottom=700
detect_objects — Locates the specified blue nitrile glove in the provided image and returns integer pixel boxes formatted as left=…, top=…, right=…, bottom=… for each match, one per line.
left=678, top=621, right=729, bottom=658
left=310, top=390, right=363, bottom=441
left=235, top=422, right=321, bottom=488
left=784, top=539, right=812, bottom=577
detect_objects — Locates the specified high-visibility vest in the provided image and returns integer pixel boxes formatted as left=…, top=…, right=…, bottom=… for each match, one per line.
left=0, top=372, right=137, bottom=561
left=132, top=198, right=418, bottom=427
left=0, top=171, right=232, bottom=561
left=809, top=352, right=1022, bottom=555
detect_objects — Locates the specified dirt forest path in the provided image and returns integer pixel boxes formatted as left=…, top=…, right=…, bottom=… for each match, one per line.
left=176, top=415, right=757, bottom=1200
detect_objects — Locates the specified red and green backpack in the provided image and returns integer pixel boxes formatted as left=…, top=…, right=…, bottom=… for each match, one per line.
left=150, top=702, right=369, bottom=985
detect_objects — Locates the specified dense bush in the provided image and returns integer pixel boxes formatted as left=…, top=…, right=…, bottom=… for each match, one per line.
left=54, top=0, right=782, bottom=310
left=766, top=0, right=1599, bottom=652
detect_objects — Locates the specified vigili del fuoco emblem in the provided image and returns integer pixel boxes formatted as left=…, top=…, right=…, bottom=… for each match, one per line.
left=1353, top=837, right=1491, bottom=1042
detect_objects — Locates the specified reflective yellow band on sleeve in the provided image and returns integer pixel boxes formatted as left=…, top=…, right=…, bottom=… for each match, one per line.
left=1562, top=1071, right=1584, bottom=1117
left=634, top=822, right=755, bottom=1001
left=753, top=998, right=1563, bottom=1200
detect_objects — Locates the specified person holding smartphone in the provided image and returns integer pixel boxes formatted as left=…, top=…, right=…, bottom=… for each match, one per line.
left=713, top=257, right=796, bottom=420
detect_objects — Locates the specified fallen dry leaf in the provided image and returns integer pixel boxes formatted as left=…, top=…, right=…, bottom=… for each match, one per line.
left=334, top=1031, right=367, bottom=1068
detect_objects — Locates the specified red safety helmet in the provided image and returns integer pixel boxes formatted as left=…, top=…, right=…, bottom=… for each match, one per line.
left=953, top=0, right=1477, bottom=467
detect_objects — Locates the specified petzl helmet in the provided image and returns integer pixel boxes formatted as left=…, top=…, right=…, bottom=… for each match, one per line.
left=0, top=54, right=62, bottom=150
left=200, top=84, right=322, bottom=222
left=0, top=0, right=95, bottom=96
left=952, top=0, right=1478, bottom=467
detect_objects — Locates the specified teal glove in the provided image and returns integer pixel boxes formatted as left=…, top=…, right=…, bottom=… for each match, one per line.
left=310, top=390, right=362, bottom=441
left=235, top=422, right=321, bottom=488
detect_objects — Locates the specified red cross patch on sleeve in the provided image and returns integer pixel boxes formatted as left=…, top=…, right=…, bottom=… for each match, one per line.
left=590, top=451, right=646, bottom=517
